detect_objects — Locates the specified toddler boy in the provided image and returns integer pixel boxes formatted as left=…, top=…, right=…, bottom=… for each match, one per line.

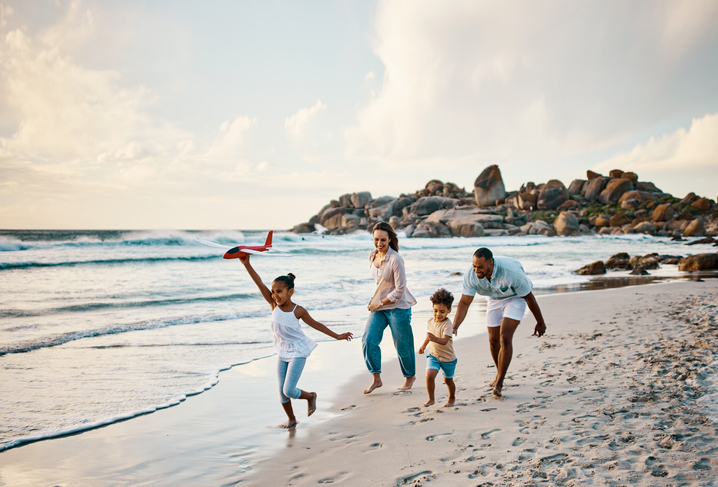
left=418, top=288, right=457, bottom=407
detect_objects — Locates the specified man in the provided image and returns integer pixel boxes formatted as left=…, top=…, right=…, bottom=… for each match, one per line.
left=452, top=248, right=547, bottom=397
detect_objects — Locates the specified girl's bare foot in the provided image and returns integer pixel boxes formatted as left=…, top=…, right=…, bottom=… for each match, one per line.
left=308, top=392, right=317, bottom=416
left=422, top=399, right=435, bottom=407
left=364, top=378, right=383, bottom=394
left=399, top=376, right=416, bottom=390
left=280, top=419, right=298, bottom=429
left=444, top=398, right=455, bottom=407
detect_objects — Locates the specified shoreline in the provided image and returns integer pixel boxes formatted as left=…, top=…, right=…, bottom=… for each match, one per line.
left=1, top=280, right=717, bottom=486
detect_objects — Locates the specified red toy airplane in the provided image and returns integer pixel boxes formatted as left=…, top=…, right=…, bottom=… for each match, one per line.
left=195, top=231, right=288, bottom=259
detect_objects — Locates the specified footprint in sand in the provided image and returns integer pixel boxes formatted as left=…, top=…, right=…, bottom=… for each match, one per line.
left=426, top=433, right=451, bottom=441
left=397, top=471, right=434, bottom=484
left=340, top=404, right=356, bottom=411
left=393, top=390, right=412, bottom=396
left=362, top=442, right=384, bottom=453
left=480, top=429, right=501, bottom=439
left=512, top=437, right=527, bottom=446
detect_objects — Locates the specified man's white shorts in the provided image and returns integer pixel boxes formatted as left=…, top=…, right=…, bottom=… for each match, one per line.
left=486, top=295, right=527, bottom=327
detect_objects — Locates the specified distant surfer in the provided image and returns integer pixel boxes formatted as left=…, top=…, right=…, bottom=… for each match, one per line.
left=451, top=248, right=547, bottom=397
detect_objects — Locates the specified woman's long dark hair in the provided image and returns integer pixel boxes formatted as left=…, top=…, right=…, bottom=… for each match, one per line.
left=372, top=222, right=399, bottom=252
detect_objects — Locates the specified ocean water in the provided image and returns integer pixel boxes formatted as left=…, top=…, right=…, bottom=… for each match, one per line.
left=0, top=229, right=713, bottom=452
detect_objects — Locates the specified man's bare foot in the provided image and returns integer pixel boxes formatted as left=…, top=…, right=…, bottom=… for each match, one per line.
left=489, top=375, right=499, bottom=388
left=422, top=399, right=435, bottom=407
left=399, top=376, right=416, bottom=390
left=492, top=383, right=503, bottom=398
left=364, top=379, right=383, bottom=394
left=444, top=398, right=455, bottom=407
left=308, top=392, right=317, bottom=416
left=280, top=419, right=298, bottom=429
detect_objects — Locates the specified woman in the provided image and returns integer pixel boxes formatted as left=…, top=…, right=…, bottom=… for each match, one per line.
left=363, top=222, right=417, bottom=394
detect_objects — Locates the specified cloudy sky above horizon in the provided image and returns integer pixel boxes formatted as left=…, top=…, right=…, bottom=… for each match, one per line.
left=1, top=0, right=717, bottom=230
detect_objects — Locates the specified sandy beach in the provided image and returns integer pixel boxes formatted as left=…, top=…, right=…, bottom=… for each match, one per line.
left=1, top=279, right=717, bottom=486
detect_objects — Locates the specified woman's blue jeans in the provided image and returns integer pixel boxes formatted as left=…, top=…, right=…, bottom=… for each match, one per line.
left=277, top=357, right=306, bottom=403
left=362, top=307, right=415, bottom=377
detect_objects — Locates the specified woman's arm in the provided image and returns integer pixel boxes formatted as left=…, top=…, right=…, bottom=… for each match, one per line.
left=238, top=254, right=275, bottom=309
left=296, top=307, right=353, bottom=341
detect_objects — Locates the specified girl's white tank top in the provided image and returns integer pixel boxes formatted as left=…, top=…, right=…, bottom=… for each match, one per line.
left=271, top=304, right=318, bottom=359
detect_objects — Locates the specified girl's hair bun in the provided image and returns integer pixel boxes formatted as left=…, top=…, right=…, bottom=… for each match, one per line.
left=287, top=273, right=296, bottom=280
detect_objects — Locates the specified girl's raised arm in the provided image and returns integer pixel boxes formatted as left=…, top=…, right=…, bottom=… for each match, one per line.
left=295, top=307, right=353, bottom=341
left=238, top=254, right=275, bottom=309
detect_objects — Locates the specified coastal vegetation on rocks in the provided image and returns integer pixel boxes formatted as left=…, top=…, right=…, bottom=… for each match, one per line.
left=290, top=165, right=718, bottom=240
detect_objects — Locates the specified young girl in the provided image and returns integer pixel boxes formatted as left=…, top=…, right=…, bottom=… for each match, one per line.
left=239, top=253, right=353, bottom=429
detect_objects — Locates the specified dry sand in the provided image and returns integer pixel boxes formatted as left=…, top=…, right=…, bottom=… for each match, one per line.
left=1, top=280, right=717, bottom=486
left=247, top=280, right=718, bottom=486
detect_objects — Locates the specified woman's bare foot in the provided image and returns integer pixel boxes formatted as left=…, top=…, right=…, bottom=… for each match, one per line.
left=364, top=378, right=383, bottom=394
left=422, top=399, right=435, bottom=407
left=307, top=392, right=317, bottom=416
left=399, top=376, right=416, bottom=390
left=444, top=398, right=455, bottom=407
left=280, top=418, right=298, bottom=429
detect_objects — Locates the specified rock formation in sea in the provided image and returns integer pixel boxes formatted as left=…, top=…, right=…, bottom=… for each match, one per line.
left=290, top=165, right=718, bottom=240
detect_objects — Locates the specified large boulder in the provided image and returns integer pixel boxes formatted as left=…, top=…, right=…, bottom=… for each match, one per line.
left=586, top=170, right=602, bottom=180
left=609, top=212, right=631, bottom=227
left=618, top=190, right=658, bottom=204
left=630, top=254, right=659, bottom=270
left=554, top=211, right=579, bottom=236
left=678, top=253, right=718, bottom=271
left=621, top=171, right=638, bottom=183
left=320, top=207, right=349, bottom=227
left=444, top=216, right=486, bottom=237
left=407, top=196, right=458, bottom=217
left=609, top=169, right=624, bottom=178
left=411, top=220, right=452, bottom=238
left=350, top=191, right=372, bottom=209
left=652, top=204, right=677, bottom=222
left=517, top=192, right=538, bottom=211
left=394, top=196, right=417, bottom=217
left=557, top=199, right=581, bottom=211
left=605, top=252, right=632, bottom=270
left=582, top=176, right=608, bottom=202
left=576, top=261, right=606, bottom=275
left=537, top=180, right=569, bottom=210
left=338, top=193, right=353, bottom=208
left=598, top=178, right=634, bottom=205
left=367, top=198, right=398, bottom=219
left=633, top=221, right=658, bottom=234
left=568, top=179, right=586, bottom=195
left=692, top=198, right=713, bottom=213
left=683, top=218, right=705, bottom=237
left=474, top=165, right=507, bottom=207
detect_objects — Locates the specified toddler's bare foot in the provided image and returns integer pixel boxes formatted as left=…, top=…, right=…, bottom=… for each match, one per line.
left=364, top=378, right=383, bottom=394
left=422, top=399, right=435, bottom=407
left=444, top=398, right=455, bottom=407
left=399, top=376, right=416, bottom=390
left=280, top=419, right=298, bottom=429
left=308, top=392, right=317, bottom=416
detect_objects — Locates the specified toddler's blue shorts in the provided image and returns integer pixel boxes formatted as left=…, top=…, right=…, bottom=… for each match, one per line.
left=426, top=354, right=457, bottom=379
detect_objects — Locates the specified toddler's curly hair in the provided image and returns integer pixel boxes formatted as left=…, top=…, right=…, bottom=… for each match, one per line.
left=430, top=288, right=454, bottom=308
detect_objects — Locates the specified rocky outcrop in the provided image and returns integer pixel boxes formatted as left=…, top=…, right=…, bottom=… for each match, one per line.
left=605, top=252, right=632, bottom=270
left=474, top=165, right=506, bottom=207
left=291, top=166, right=718, bottom=239
left=678, top=253, right=718, bottom=271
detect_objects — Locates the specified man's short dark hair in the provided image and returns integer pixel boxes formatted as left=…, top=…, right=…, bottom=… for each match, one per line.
left=473, top=247, right=493, bottom=261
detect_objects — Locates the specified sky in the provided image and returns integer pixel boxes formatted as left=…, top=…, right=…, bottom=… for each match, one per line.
left=1, top=0, right=717, bottom=230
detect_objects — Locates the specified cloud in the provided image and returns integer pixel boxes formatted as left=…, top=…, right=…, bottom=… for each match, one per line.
left=285, top=100, right=327, bottom=150
left=595, top=113, right=718, bottom=173
left=345, top=0, right=718, bottom=168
